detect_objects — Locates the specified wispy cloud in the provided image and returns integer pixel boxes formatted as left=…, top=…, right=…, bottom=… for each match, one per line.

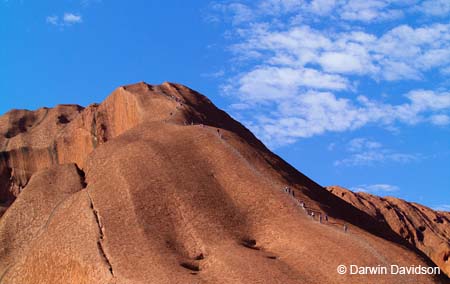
left=81, top=0, right=102, bottom=7
left=229, top=23, right=450, bottom=81
left=46, top=13, right=83, bottom=27
left=232, top=89, right=450, bottom=147
left=334, top=138, right=420, bottom=166
left=351, top=183, right=400, bottom=194
left=416, top=0, right=450, bottom=17
left=63, top=13, right=82, bottom=24
left=430, top=114, right=450, bottom=126
left=208, top=2, right=254, bottom=25
left=433, top=204, right=450, bottom=212
left=347, top=138, right=382, bottom=152
left=201, top=69, right=225, bottom=78
left=210, top=0, right=410, bottom=24
left=46, top=16, right=58, bottom=25
left=335, top=150, right=419, bottom=166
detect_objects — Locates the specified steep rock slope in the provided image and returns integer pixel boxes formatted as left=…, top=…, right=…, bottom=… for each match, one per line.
left=327, top=185, right=450, bottom=276
left=0, top=82, right=447, bottom=284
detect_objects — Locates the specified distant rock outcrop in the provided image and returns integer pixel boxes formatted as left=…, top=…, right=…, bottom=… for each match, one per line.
left=326, top=185, right=450, bottom=276
left=0, top=82, right=448, bottom=284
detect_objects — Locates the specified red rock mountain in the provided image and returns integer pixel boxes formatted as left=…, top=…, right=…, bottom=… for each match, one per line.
left=0, top=82, right=448, bottom=284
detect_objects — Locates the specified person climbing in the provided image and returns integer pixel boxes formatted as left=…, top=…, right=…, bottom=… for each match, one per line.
left=319, top=214, right=322, bottom=223
left=311, top=212, right=315, bottom=219
left=343, top=223, right=348, bottom=233
left=325, top=215, right=328, bottom=222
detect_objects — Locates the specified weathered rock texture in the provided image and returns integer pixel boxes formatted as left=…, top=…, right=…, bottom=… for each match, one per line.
left=0, top=82, right=448, bottom=284
left=327, top=185, right=450, bottom=277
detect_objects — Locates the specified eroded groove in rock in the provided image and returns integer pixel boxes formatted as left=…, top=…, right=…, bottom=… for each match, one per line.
left=81, top=165, right=114, bottom=277
left=86, top=189, right=114, bottom=276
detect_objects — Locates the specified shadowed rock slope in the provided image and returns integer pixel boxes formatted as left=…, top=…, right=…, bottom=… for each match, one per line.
left=0, top=82, right=448, bottom=284
left=327, top=185, right=450, bottom=277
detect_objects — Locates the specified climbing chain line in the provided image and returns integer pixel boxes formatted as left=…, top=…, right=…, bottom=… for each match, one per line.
left=282, top=187, right=349, bottom=233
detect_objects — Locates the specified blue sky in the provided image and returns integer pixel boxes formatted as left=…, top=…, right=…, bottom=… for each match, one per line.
left=1, top=0, right=449, bottom=211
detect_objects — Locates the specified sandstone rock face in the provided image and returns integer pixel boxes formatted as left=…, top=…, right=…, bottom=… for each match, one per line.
left=0, top=82, right=448, bottom=284
left=327, top=185, right=450, bottom=277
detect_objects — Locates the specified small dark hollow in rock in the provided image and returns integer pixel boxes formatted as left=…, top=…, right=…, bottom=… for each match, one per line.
left=241, top=239, right=260, bottom=250
left=418, top=225, right=426, bottom=232
left=194, top=253, right=204, bottom=260
left=57, top=115, right=70, bottom=124
left=434, top=216, right=444, bottom=224
left=415, top=229, right=424, bottom=242
left=180, top=262, right=200, bottom=272
left=267, top=256, right=277, bottom=260
left=5, top=117, right=30, bottom=138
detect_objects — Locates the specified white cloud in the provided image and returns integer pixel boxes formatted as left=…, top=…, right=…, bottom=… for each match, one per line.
left=440, top=66, right=450, bottom=75
left=406, top=90, right=450, bottom=111
left=210, top=2, right=254, bottom=25
left=318, top=52, right=366, bottom=74
left=258, top=0, right=303, bottom=16
left=235, top=66, right=349, bottom=102
left=351, top=183, right=400, bottom=193
left=347, top=138, right=382, bottom=152
left=340, top=0, right=404, bottom=22
left=46, top=12, right=82, bottom=27
left=201, top=70, right=225, bottom=78
left=231, top=87, right=450, bottom=146
left=309, top=0, right=337, bottom=15
left=212, top=0, right=413, bottom=23
left=63, top=13, right=82, bottom=24
left=46, top=16, right=58, bottom=25
left=417, top=0, right=450, bottom=17
left=335, top=148, right=419, bottom=166
left=430, top=114, right=450, bottom=126
left=334, top=138, right=419, bottom=166
left=231, top=23, right=450, bottom=81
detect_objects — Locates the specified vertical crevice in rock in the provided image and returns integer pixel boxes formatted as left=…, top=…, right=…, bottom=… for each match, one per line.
left=90, top=112, right=99, bottom=149
left=49, top=141, right=59, bottom=165
left=75, top=164, right=114, bottom=277
left=75, top=165, right=87, bottom=189
left=0, top=152, right=15, bottom=211
left=88, top=191, right=114, bottom=277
